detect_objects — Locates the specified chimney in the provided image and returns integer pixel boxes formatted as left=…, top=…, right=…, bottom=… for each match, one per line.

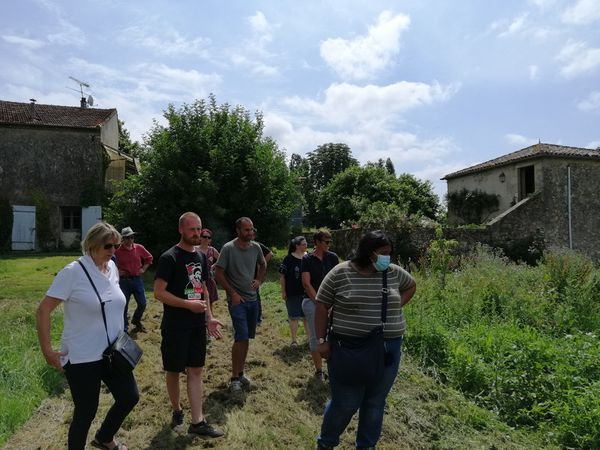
left=80, top=96, right=87, bottom=108
left=29, top=98, right=36, bottom=121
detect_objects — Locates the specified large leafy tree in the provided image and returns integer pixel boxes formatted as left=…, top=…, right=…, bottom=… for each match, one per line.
left=316, top=165, right=439, bottom=228
left=292, top=143, right=358, bottom=226
left=106, top=96, right=299, bottom=254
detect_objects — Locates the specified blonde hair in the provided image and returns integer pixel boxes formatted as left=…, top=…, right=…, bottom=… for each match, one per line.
left=81, top=222, right=121, bottom=255
left=179, top=212, right=201, bottom=228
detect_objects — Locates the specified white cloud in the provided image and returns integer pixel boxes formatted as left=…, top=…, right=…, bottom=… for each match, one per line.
left=562, top=0, right=600, bottom=25
left=577, top=91, right=600, bottom=111
left=119, top=27, right=211, bottom=57
left=529, top=65, right=539, bottom=80
left=499, top=13, right=529, bottom=37
left=320, top=11, right=410, bottom=80
left=586, top=140, right=600, bottom=148
left=505, top=133, right=538, bottom=146
left=228, top=11, right=279, bottom=76
left=282, top=81, right=459, bottom=128
left=556, top=40, right=600, bottom=78
left=1, top=35, right=45, bottom=49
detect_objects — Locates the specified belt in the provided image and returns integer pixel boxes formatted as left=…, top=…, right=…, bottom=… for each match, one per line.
left=121, top=275, right=140, bottom=279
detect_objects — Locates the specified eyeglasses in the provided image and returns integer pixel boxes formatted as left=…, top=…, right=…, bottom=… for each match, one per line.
left=103, top=243, right=121, bottom=250
left=201, top=235, right=211, bottom=239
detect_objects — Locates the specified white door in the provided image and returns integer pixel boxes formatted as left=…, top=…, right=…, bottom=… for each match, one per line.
left=12, top=205, right=36, bottom=250
left=82, top=206, right=102, bottom=238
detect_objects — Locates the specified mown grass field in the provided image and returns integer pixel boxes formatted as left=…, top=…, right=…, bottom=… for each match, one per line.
left=2, top=251, right=593, bottom=449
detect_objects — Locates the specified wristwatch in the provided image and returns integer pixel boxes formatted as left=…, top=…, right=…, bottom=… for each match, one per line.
left=318, top=337, right=326, bottom=345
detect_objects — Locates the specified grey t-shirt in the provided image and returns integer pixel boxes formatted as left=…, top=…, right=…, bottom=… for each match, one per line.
left=216, top=239, right=265, bottom=302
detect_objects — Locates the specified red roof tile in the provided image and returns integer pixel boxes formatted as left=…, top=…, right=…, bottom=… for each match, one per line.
left=443, top=143, right=600, bottom=179
left=0, top=100, right=116, bottom=129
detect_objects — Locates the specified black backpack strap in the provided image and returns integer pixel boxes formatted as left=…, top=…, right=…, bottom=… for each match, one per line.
left=77, top=260, right=111, bottom=348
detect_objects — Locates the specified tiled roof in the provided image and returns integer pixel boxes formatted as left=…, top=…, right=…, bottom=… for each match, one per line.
left=0, top=100, right=116, bottom=129
left=443, top=143, right=600, bottom=179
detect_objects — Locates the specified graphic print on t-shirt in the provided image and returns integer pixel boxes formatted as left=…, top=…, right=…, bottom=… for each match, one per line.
left=185, top=262, right=204, bottom=300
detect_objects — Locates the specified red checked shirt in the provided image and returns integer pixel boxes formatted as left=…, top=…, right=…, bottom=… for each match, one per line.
left=115, top=243, right=153, bottom=277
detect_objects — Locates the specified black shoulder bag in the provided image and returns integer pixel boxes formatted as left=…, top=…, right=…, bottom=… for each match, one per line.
left=78, top=260, right=143, bottom=374
left=327, top=269, right=389, bottom=386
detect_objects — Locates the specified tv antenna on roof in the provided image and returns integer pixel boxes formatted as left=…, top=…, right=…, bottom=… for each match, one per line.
left=68, top=75, right=94, bottom=108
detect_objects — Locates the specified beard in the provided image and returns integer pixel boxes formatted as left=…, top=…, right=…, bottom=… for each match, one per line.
left=183, top=234, right=201, bottom=246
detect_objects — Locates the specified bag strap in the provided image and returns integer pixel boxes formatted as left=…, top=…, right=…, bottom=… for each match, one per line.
left=381, top=268, right=388, bottom=325
left=77, top=260, right=111, bottom=348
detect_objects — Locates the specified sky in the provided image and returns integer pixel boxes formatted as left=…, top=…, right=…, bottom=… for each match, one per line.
left=2, top=0, right=600, bottom=199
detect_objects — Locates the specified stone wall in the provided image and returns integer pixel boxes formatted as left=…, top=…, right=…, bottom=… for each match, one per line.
left=0, top=125, right=104, bottom=245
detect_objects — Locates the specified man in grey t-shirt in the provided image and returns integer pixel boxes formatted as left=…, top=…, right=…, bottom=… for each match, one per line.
left=215, top=217, right=266, bottom=392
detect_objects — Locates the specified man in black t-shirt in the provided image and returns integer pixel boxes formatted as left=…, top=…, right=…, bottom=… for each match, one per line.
left=154, top=212, right=224, bottom=438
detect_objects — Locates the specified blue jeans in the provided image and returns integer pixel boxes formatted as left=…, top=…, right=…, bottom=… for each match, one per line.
left=318, top=336, right=403, bottom=449
left=228, top=300, right=259, bottom=341
left=119, top=276, right=147, bottom=330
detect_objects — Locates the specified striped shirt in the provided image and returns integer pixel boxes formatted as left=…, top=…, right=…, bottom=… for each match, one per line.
left=316, top=261, right=415, bottom=339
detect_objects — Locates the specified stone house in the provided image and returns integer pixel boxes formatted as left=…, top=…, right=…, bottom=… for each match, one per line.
left=0, top=99, right=137, bottom=250
left=443, top=142, right=600, bottom=261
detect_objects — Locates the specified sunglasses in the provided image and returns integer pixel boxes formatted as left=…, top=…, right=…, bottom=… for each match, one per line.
left=201, top=235, right=212, bottom=239
left=123, top=236, right=134, bottom=240
left=103, top=243, right=121, bottom=250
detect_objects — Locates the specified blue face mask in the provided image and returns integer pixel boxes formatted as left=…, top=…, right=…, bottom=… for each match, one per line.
left=373, top=254, right=391, bottom=272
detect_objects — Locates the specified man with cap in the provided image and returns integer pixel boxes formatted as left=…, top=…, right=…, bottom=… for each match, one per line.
left=115, top=226, right=153, bottom=332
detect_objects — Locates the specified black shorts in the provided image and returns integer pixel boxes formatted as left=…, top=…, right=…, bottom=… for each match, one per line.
left=161, top=326, right=206, bottom=372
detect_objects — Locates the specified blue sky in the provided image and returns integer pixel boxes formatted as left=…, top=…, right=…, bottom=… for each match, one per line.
left=2, top=0, right=600, bottom=198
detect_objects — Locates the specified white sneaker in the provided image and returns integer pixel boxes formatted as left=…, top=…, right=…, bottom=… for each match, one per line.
left=239, top=374, right=251, bottom=389
left=229, top=379, right=243, bottom=392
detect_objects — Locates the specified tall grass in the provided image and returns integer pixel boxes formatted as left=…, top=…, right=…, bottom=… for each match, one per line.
left=406, top=246, right=600, bottom=448
left=0, top=255, right=74, bottom=447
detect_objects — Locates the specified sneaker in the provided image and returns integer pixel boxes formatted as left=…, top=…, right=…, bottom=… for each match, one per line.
left=188, top=420, right=224, bottom=438
left=316, top=442, right=334, bottom=450
left=229, top=378, right=243, bottom=392
left=171, top=409, right=184, bottom=429
left=239, top=373, right=251, bottom=390
left=291, top=341, right=298, bottom=348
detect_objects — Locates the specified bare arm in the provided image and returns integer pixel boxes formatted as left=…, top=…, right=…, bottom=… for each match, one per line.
left=279, top=274, right=286, bottom=299
left=215, top=266, right=243, bottom=304
left=400, top=282, right=417, bottom=307
left=315, top=301, right=331, bottom=359
left=203, top=281, right=224, bottom=338
left=302, top=272, right=317, bottom=301
left=153, top=278, right=207, bottom=313
left=36, top=296, right=67, bottom=371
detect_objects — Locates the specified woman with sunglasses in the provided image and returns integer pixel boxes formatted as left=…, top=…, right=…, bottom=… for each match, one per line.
left=195, top=228, right=220, bottom=303
left=36, top=222, right=139, bottom=450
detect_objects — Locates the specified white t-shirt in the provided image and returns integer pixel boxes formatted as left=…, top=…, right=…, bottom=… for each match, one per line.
left=47, top=255, right=126, bottom=365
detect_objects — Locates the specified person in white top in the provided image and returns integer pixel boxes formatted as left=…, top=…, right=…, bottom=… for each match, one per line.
left=36, top=222, right=139, bottom=450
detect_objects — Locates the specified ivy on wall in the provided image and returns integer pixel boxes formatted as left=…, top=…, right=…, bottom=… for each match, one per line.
left=446, top=188, right=500, bottom=225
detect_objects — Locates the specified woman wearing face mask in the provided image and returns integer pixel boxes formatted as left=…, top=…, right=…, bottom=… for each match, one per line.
left=312, top=230, right=416, bottom=450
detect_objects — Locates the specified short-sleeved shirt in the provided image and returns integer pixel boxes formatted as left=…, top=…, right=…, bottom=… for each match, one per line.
left=155, top=245, right=208, bottom=330
left=279, top=254, right=305, bottom=297
left=216, top=239, right=265, bottom=302
left=114, top=242, right=153, bottom=277
left=301, top=251, right=339, bottom=293
left=316, top=261, right=415, bottom=339
left=47, top=255, right=126, bottom=365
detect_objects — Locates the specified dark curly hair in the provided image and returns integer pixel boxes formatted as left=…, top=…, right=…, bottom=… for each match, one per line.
left=351, top=230, right=393, bottom=268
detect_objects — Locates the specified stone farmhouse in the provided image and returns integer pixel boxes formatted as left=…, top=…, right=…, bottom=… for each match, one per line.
left=0, top=99, right=136, bottom=250
left=443, top=142, right=600, bottom=261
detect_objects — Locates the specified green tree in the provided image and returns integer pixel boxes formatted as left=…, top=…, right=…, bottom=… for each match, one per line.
left=385, top=157, right=396, bottom=176
left=118, top=120, right=141, bottom=155
left=302, top=143, right=358, bottom=226
left=316, top=166, right=440, bottom=228
left=106, top=96, right=300, bottom=253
